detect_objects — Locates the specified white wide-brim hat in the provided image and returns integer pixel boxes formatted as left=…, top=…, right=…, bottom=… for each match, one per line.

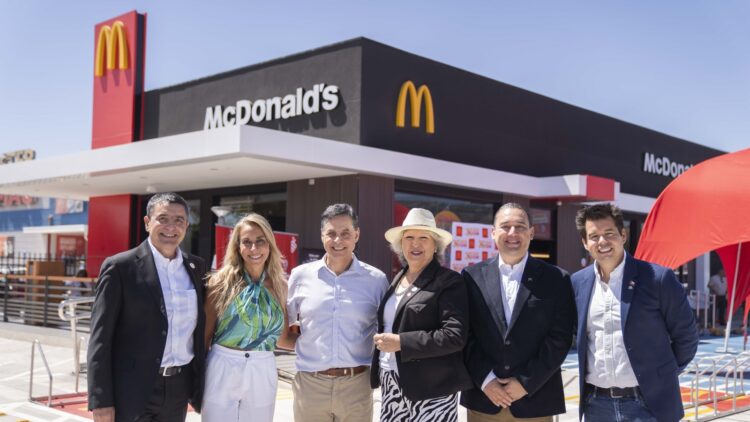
left=384, top=208, right=453, bottom=245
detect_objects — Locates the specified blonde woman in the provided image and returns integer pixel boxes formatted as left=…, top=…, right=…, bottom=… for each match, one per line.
left=202, top=213, right=296, bottom=422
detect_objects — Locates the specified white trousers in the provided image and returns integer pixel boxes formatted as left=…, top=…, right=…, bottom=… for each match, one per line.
left=201, top=344, right=277, bottom=422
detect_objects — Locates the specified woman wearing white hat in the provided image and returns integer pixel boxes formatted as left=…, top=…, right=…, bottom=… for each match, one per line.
left=371, top=208, right=472, bottom=422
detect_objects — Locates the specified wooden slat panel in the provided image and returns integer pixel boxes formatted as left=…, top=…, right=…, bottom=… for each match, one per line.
left=556, top=203, right=584, bottom=273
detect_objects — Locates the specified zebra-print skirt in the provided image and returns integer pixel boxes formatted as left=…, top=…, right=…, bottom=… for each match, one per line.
left=379, top=370, right=458, bottom=422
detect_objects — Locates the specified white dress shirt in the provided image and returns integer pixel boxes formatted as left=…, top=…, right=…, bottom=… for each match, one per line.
left=379, top=285, right=406, bottom=373
left=287, top=255, right=388, bottom=372
left=585, top=252, right=638, bottom=388
left=482, top=253, right=529, bottom=389
left=148, top=239, right=197, bottom=368
left=498, top=253, right=528, bottom=326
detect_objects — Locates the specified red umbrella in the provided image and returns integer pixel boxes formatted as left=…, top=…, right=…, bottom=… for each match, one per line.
left=635, top=148, right=750, bottom=351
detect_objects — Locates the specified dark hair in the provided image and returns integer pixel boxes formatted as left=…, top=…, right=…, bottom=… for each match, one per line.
left=320, top=203, right=359, bottom=230
left=494, top=202, right=530, bottom=226
left=146, top=192, right=190, bottom=219
left=575, top=203, right=625, bottom=239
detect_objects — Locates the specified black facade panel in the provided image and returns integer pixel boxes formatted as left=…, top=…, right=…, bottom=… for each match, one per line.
left=359, top=39, right=722, bottom=198
left=142, top=37, right=722, bottom=199
left=142, top=43, right=363, bottom=143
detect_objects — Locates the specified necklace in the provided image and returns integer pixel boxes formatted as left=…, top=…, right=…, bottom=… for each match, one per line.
left=394, top=282, right=409, bottom=296
left=394, top=273, right=415, bottom=297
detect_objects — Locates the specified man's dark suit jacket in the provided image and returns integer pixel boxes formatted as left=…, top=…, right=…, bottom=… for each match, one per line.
left=370, top=258, right=473, bottom=401
left=87, top=240, right=207, bottom=422
left=461, top=255, right=575, bottom=418
left=572, top=254, right=698, bottom=422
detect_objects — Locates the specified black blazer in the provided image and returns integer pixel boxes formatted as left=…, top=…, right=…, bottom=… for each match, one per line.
left=370, top=258, right=473, bottom=401
left=87, top=240, right=207, bottom=422
left=460, top=256, right=575, bottom=418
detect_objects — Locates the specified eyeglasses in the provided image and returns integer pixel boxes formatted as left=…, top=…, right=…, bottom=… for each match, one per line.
left=241, top=238, right=269, bottom=249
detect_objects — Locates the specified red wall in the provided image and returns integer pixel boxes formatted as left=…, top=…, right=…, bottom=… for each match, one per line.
left=87, top=195, right=133, bottom=276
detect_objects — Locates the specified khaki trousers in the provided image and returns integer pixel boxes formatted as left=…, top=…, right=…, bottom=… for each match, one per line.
left=467, top=408, right=553, bottom=422
left=292, top=369, right=373, bottom=422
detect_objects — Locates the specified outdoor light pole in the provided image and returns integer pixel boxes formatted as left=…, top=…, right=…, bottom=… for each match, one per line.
left=210, top=206, right=232, bottom=225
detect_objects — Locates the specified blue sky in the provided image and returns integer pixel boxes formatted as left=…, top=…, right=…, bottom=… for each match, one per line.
left=1, top=1, right=748, bottom=158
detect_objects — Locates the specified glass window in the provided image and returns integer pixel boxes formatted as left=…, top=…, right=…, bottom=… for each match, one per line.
left=180, top=199, right=200, bottom=255
left=529, top=208, right=552, bottom=240
left=219, top=193, right=287, bottom=231
left=394, top=192, right=494, bottom=270
left=394, top=192, right=494, bottom=230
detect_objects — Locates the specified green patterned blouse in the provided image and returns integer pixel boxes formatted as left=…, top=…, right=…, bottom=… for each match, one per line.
left=212, top=271, right=284, bottom=351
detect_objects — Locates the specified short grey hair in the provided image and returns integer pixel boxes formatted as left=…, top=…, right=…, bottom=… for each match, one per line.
left=320, top=203, right=359, bottom=230
left=389, top=230, right=448, bottom=266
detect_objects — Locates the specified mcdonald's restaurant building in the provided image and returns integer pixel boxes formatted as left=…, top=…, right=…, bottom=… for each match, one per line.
left=0, top=11, right=723, bottom=281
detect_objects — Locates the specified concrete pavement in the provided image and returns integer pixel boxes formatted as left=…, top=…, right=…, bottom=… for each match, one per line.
left=2, top=321, right=750, bottom=421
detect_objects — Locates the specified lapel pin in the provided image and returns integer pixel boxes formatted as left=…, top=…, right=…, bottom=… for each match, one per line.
left=189, top=262, right=195, bottom=269
left=628, top=280, right=636, bottom=290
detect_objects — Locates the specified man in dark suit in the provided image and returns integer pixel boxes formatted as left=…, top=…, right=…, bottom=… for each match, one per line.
left=462, top=203, right=575, bottom=422
left=88, top=193, right=206, bottom=422
left=572, top=203, right=698, bottom=422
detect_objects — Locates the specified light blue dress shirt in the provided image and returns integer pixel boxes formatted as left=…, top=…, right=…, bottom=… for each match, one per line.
left=287, top=255, right=388, bottom=372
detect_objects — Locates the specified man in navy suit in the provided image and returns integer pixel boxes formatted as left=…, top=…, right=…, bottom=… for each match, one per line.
left=572, top=203, right=698, bottom=422
left=462, top=203, right=575, bottom=421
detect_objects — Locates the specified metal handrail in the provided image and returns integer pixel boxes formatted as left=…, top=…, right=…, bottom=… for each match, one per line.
left=709, top=357, right=738, bottom=414
left=2, top=274, right=96, bottom=327
left=75, top=335, right=86, bottom=392
left=5, top=274, right=96, bottom=283
left=684, top=351, right=750, bottom=421
left=690, top=356, right=719, bottom=410
left=57, top=296, right=94, bottom=321
left=29, top=339, right=53, bottom=406
left=57, top=297, right=94, bottom=381
left=735, top=353, right=750, bottom=396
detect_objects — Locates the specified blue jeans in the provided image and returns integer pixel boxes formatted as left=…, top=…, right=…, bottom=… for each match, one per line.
left=584, top=390, right=657, bottom=422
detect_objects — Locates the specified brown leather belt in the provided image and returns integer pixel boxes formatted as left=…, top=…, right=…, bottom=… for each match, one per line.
left=313, top=365, right=368, bottom=377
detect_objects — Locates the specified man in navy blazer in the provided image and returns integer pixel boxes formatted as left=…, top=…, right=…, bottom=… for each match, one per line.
left=572, top=203, right=698, bottom=422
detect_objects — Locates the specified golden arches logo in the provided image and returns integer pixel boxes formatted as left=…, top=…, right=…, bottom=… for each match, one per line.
left=95, top=20, right=129, bottom=77
left=395, top=81, right=434, bottom=134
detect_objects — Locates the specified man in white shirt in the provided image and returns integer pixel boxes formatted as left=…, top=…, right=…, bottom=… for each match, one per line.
left=287, top=203, right=388, bottom=422
left=708, top=268, right=728, bottom=325
left=572, top=203, right=698, bottom=422
left=88, top=193, right=207, bottom=422
left=461, top=203, right=575, bottom=421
